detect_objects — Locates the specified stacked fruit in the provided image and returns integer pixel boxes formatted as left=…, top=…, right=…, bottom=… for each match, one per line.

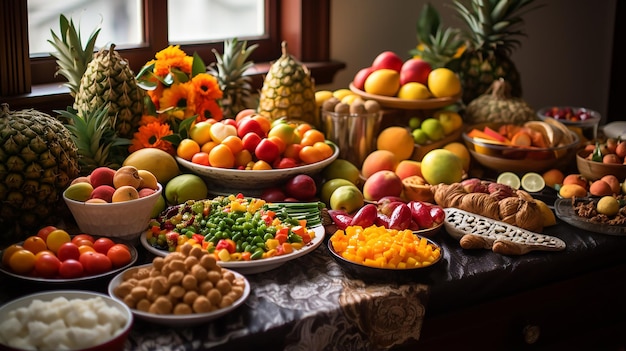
left=2, top=226, right=132, bottom=279
left=581, top=137, right=626, bottom=164
left=64, top=166, right=160, bottom=203
left=177, top=111, right=335, bottom=170
left=352, top=51, right=461, bottom=100
left=409, top=109, right=464, bottom=145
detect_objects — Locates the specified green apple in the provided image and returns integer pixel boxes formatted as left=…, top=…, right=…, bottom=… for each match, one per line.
left=165, top=174, right=208, bottom=205
left=329, top=185, right=364, bottom=213
left=321, top=159, right=361, bottom=185
left=151, top=193, right=167, bottom=218
left=320, top=178, right=355, bottom=206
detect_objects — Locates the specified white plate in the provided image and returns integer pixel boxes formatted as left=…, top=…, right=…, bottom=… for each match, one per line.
left=108, top=264, right=250, bottom=326
left=140, top=225, right=325, bottom=274
left=176, top=141, right=339, bottom=193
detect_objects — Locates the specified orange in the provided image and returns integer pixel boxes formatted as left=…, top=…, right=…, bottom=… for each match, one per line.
left=300, top=129, right=326, bottom=147
left=376, top=126, right=415, bottom=161
left=208, top=144, right=235, bottom=169
left=9, top=249, right=36, bottom=274
left=542, top=168, right=565, bottom=188
left=2, top=244, right=24, bottom=267
left=177, top=138, right=201, bottom=161
left=221, top=135, right=244, bottom=154
left=443, top=142, right=471, bottom=172
left=22, top=236, right=48, bottom=254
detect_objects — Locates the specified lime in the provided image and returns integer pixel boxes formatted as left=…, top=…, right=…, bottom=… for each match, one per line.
left=521, top=172, right=546, bottom=193
left=496, top=172, right=521, bottom=189
left=408, top=117, right=421, bottom=129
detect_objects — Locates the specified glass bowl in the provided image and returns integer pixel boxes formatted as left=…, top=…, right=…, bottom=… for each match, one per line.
left=537, top=106, right=601, bottom=141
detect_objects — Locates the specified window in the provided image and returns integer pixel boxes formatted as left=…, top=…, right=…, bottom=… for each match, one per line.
left=1, top=0, right=344, bottom=113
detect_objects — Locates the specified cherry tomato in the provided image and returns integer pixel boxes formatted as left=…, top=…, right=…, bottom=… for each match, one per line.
left=59, top=259, right=84, bottom=279
left=34, top=253, right=61, bottom=278
left=46, top=229, right=71, bottom=254
left=56, top=242, right=80, bottom=262
left=92, top=237, right=116, bottom=255
left=71, top=234, right=95, bottom=246
left=2, top=244, right=24, bottom=267
left=37, top=225, right=58, bottom=242
left=78, top=245, right=96, bottom=255
left=80, top=251, right=112, bottom=275
left=106, top=244, right=132, bottom=268
left=8, top=249, right=36, bottom=275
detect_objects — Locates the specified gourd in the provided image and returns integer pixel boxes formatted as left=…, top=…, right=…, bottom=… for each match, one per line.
left=464, top=78, right=537, bottom=124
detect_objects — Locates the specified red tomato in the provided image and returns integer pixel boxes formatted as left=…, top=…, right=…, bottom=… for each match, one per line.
left=56, top=242, right=80, bottom=262
left=34, top=253, right=61, bottom=278
left=80, top=251, right=112, bottom=275
left=71, top=234, right=95, bottom=246
left=72, top=238, right=94, bottom=248
left=92, top=237, right=116, bottom=254
left=59, top=259, right=84, bottom=279
left=36, top=225, right=58, bottom=242
left=106, top=244, right=132, bottom=268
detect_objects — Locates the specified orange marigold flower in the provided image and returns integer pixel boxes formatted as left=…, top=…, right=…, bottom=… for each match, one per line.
left=159, top=83, right=196, bottom=118
left=154, top=45, right=193, bottom=77
left=129, top=122, right=175, bottom=154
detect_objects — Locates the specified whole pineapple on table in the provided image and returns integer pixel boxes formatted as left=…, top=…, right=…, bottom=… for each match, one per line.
left=450, top=0, right=541, bottom=105
left=209, top=38, right=259, bottom=119
left=0, top=104, right=80, bottom=246
left=258, top=41, right=318, bottom=128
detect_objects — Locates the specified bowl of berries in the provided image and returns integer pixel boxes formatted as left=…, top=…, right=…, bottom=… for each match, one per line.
left=537, top=106, right=601, bottom=141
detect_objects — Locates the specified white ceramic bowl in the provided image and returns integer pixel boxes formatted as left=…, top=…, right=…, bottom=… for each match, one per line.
left=63, top=184, right=162, bottom=242
left=0, top=290, right=133, bottom=351
left=176, top=141, right=339, bottom=194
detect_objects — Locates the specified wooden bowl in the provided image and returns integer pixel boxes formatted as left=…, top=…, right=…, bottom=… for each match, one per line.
left=576, top=149, right=626, bottom=181
left=349, top=83, right=460, bottom=110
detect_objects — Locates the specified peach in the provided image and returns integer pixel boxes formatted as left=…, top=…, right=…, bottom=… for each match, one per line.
left=603, top=154, right=621, bottom=164
left=90, top=185, right=116, bottom=203
left=589, top=180, right=613, bottom=197
left=361, top=150, right=399, bottom=179
left=616, top=141, right=626, bottom=158
left=111, top=185, right=140, bottom=202
left=90, top=167, right=116, bottom=188
left=600, top=175, right=621, bottom=194
left=138, top=188, right=156, bottom=198
left=70, top=176, right=91, bottom=185
left=138, top=169, right=159, bottom=190
left=362, top=170, right=403, bottom=201
left=394, top=160, right=422, bottom=180
left=85, top=198, right=107, bottom=204
left=563, top=173, right=588, bottom=190
left=113, top=165, right=142, bottom=189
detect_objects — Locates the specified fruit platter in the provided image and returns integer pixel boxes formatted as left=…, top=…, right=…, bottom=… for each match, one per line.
left=0, top=229, right=138, bottom=284
left=554, top=196, right=626, bottom=236
left=141, top=195, right=325, bottom=274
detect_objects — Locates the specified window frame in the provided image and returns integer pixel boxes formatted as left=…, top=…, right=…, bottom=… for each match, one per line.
left=1, top=0, right=344, bottom=113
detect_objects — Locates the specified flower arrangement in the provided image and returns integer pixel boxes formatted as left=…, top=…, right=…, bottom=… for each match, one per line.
left=130, top=45, right=223, bottom=154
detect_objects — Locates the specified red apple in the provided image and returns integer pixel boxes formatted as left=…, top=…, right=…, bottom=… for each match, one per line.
left=284, top=174, right=317, bottom=201
left=260, top=187, right=287, bottom=202
left=371, top=51, right=403, bottom=72
left=399, top=58, right=432, bottom=86
left=255, top=138, right=281, bottom=164
left=274, top=157, right=298, bottom=169
left=352, top=66, right=375, bottom=90
left=237, top=117, right=266, bottom=138
left=242, top=132, right=263, bottom=153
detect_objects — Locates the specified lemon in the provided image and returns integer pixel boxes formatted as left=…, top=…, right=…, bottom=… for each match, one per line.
left=315, top=90, right=333, bottom=106
left=521, top=172, right=546, bottom=193
left=535, top=199, right=556, bottom=227
left=427, top=68, right=461, bottom=98
left=497, top=172, right=521, bottom=189
left=397, top=82, right=432, bottom=100
left=332, top=89, right=353, bottom=100
left=597, top=196, right=620, bottom=216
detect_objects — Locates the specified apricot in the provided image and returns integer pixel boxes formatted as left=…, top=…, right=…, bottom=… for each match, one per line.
left=589, top=180, right=613, bottom=197
left=113, top=165, right=142, bottom=189
left=112, top=185, right=140, bottom=202
left=600, top=175, right=621, bottom=194
left=394, top=160, right=422, bottom=180
left=542, top=169, right=565, bottom=188
left=559, top=183, right=588, bottom=199
left=361, top=150, right=399, bottom=179
left=603, top=154, right=622, bottom=164
left=615, top=141, right=626, bottom=158
left=563, top=173, right=588, bottom=190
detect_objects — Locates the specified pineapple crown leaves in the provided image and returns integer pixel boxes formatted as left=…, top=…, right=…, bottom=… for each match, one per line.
left=410, top=3, right=465, bottom=68
left=55, top=105, right=131, bottom=173
left=48, top=14, right=102, bottom=97
left=451, top=0, right=543, bottom=55
left=209, top=38, right=259, bottom=90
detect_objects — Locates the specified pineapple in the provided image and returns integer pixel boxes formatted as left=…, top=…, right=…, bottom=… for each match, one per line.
left=450, top=0, right=541, bottom=104
left=73, top=44, right=146, bottom=139
left=55, top=106, right=132, bottom=176
left=209, top=38, right=259, bottom=119
left=48, top=14, right=101, bottom=97
left=410, top=3, right=465, bottom=69
left=258, top=41, right=317, bottom=127
left=0, top=104, right=80, bottom=245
